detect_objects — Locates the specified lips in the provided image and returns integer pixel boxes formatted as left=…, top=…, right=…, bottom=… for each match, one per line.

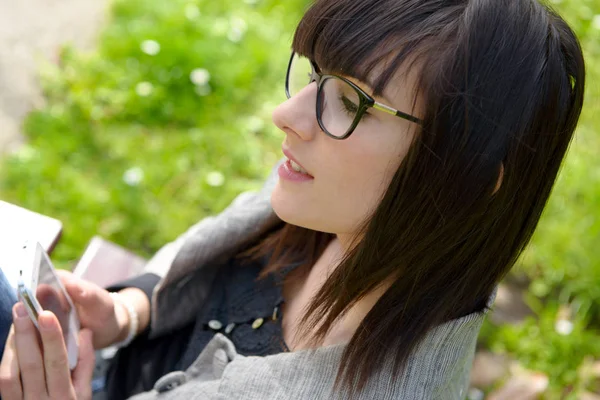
left=282, top=147, right=312, bottom=177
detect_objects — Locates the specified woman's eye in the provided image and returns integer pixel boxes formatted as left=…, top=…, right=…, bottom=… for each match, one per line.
left=340, top=95, right=359, bottom=114
left=339, top=95, right=371, bottom=118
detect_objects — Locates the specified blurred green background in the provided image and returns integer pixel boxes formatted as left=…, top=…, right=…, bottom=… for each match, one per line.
left=0, top=0, right=598, bottom=397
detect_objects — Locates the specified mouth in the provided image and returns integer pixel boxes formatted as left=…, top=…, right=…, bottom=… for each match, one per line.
left=282, top=148, right=312, bottom=177
left=284, top=156, right=311, bottom=175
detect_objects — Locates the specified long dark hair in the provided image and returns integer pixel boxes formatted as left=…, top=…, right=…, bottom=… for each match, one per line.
left=241, top=0, right=585, bottom=398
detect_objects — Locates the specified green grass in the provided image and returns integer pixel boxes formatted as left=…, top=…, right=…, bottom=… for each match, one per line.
left=0, top=0, right=598, bottom=397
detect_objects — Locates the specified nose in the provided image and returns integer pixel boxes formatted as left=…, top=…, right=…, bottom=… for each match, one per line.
left=272, top=82, right=319, bottom=142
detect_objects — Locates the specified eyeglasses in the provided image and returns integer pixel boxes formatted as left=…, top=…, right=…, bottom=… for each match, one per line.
left=285, top=52, right=422, bottom=140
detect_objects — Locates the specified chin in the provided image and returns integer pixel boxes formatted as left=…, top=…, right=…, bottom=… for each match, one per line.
left=270, top=182, right=317, bottom=230
left=271, top=183, right=335, bottom=233
left=271, top=182, right=301, bottom=225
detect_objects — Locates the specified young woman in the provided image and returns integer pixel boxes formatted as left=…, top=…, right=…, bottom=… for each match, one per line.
left=0, top=0, right=585, bottom=398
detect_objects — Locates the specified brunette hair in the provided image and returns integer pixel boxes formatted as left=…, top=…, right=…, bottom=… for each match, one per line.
left=241, top=0, right=585, bottom=398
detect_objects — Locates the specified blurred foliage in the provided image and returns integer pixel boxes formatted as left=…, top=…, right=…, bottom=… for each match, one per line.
left=0, top=0, right=310, bottom=264
left=0, top=0, right=598, bottom=397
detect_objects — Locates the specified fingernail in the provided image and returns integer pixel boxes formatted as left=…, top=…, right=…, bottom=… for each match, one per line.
left=14, top=302, right=28, bottom=319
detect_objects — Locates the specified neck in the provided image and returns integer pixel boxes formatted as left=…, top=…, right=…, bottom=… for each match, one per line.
left=335, top=232, right=357, bottom=255
left=308, top=235, right=392, bottom=347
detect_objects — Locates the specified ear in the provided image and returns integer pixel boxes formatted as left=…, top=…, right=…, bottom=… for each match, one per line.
left=492, top=163, right=504, bottom=195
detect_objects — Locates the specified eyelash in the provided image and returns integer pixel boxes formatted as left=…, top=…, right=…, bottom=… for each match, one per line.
left=339, top=95, right=371, bottom=118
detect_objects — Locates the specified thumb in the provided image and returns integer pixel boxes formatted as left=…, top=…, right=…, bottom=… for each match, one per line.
left=64, top=278, right=111, bottom=311
left=62, top=279, right=87, bottom=302
left=72, top=329, right=95, bottom=399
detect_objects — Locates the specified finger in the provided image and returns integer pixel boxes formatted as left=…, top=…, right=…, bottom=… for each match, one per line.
left=0, top=326, right=23, bottom=400
left=62, top=279, right=85, bottom=302
left=12, top=302, right=46, bottom=398
left=36, top=285, right=64, bottom=315
left=72, top=329, right=95, bottom=399
left=63, top=277, right=109, bottom=309
left=38, top=311, right=75, bottom=399
left=36, top=286, right=70, bottom=335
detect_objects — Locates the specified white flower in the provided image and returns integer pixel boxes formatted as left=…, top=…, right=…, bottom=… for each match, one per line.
left=190, top=68, right=211, bottom=86
left=227, top=17, right=247, bottom=43
left=140, top=40, right=161, bottom=56
left=206, top=171, right=225, bottom=187
left=228, top=27, right=244, bottom=42
left=135, top=81, right=154, bottom=97
left=211, top=18, right=229, bottom=36
left=246, top=116, right=265, bottom=133
left=592, top=15, right=600, bottom=30
left=12, top=145, right=37, bottom=161
left=554, top=319, right=574, bottom=336
left=185, top=4, right=201, bottom=20
left=123, top=167, right=144, bottom=186
left=530, top=373, right=549, bottom=392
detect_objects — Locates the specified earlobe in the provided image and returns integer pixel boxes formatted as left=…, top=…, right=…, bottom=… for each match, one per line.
left=492, top=163, right=504, bottom=195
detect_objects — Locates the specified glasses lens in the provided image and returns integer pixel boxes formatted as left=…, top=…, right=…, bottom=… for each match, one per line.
left=318, top=76, right=361, bottom=138
left=287, top=54, right=314, bottom=97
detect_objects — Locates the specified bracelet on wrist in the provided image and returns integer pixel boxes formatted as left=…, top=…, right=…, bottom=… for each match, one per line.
left=109, top=292, right=139, bottom=348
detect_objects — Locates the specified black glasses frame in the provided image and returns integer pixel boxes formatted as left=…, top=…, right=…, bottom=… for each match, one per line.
left=285, top=52, right=423, bottom=140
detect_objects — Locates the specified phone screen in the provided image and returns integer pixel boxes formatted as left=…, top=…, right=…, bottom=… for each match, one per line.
left=36, top=252, right=73, bottom=341
left=25, top=242, right=79, bottom=368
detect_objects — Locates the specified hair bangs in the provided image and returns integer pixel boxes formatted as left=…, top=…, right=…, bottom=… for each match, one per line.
left=290, top=0, right=443, bottom=96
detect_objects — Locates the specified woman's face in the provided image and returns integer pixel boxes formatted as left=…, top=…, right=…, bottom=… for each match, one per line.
left=271, top=61, right=421, bottom=244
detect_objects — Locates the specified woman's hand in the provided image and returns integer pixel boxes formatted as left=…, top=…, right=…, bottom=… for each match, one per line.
left=55, top=271, right=129, bottom=349
left=0, top=303, right=95, bottom=400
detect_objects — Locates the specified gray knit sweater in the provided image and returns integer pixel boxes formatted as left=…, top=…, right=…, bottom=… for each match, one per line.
left=128, top=158, right=493, bottom=400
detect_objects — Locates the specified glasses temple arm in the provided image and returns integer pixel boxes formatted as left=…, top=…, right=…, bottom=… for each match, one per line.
left=372, top=102, right=422, bottom=125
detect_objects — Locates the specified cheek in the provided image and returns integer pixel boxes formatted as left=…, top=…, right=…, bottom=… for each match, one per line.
left=328, top=127, right=412, bottom=213
left=270, top=128, right=410, bottom=234
left=333, top=143, right=398, bottom=213
left=318, top=137, right=404, bottom=231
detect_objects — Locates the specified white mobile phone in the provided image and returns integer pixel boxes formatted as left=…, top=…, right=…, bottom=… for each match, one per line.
left=17, top=241, right=80, bottom=370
